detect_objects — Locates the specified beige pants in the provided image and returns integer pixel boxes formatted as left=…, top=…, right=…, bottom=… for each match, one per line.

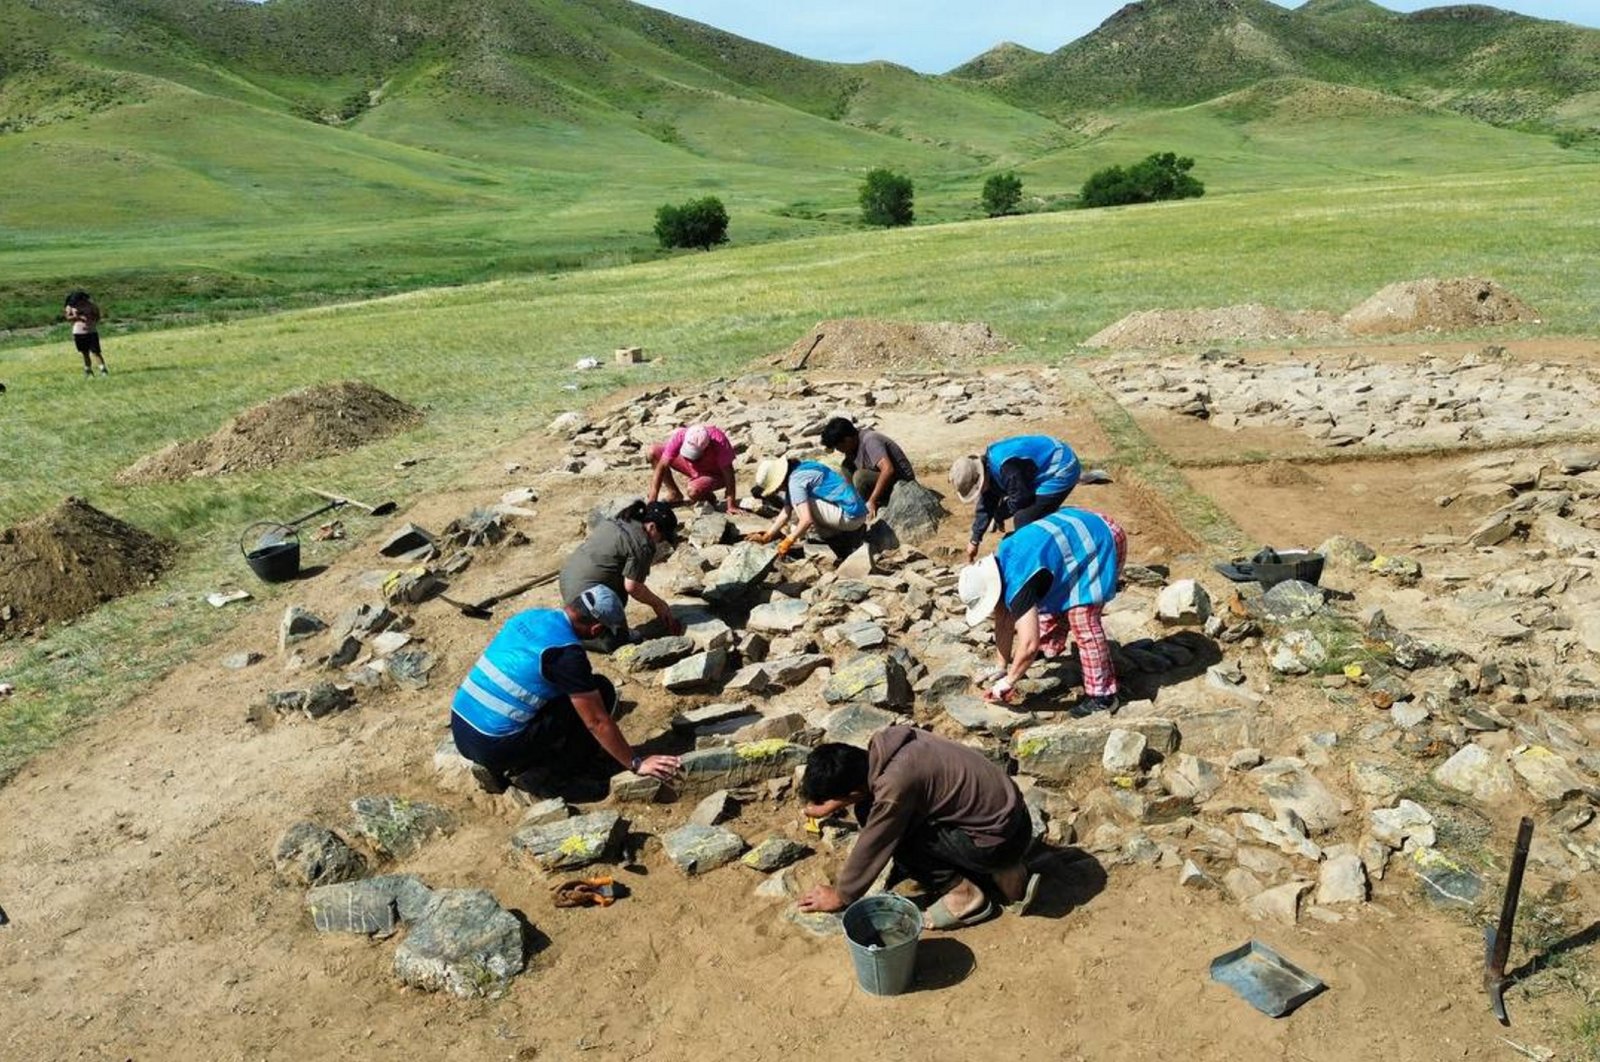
left=810, top=499, right=866, bottom=535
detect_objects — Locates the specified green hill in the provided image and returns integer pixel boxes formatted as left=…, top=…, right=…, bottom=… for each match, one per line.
left=976, top=0, right=1600, bottom=126
left=1, top=0, right=1597, bottom=333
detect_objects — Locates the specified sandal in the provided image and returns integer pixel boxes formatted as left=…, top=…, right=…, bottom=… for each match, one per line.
left=924, top=896, right=996, bottom=931
left=1005, top=873, right=1042, bottom=917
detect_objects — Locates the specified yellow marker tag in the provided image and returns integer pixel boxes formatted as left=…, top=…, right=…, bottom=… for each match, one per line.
left=804, top=817, right=822, bottom=835
left=1343, top=664, right=1364, bottom=680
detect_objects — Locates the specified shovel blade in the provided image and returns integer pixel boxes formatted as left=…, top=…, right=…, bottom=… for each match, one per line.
left=1484, top=925, right=1510, bottom=1025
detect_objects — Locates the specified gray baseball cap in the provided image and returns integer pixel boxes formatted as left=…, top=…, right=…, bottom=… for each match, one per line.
left=576, top=584, right=628, bottom=634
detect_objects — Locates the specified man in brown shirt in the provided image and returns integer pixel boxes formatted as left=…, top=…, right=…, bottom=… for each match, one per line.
left=796, top=726, right=1039, bottom=929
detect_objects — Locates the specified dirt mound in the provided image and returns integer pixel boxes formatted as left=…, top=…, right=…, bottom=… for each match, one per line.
left=118, top=381, right=421, bottom=484
left=1084, top=304, right=1341, bottom=350
left=0, top=498, right=171, bottom=640
left=1342, top=276, right=1539, bottom=336
left=773, top=318, right=1012, bottom=371
left=1242, top=460, right=1317, bottom=488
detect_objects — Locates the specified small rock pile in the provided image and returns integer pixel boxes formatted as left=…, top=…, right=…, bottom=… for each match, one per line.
left=1095, top=350, right=1600, bottom=449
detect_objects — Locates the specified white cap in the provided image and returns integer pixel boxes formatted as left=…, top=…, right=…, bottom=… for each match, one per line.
left=957, top=556, right=1003, bottom=627
left=679, top=425, right=709, bottom=461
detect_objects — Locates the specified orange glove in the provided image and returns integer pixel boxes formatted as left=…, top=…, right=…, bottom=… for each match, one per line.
left=776, top=535, right=799, bottom=557
left=744, top=530, right=775, bottom=544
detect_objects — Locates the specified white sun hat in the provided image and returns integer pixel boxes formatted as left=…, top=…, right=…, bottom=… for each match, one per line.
left=958, top=556, right=1003, bottom=627
left=753, top=458, right=787, bottom=497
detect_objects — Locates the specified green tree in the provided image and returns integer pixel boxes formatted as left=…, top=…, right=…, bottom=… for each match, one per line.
left=859, top=168, right=914, bottom=227
left=653, top=196, right=730, bottom=251
left=981, top=171, right=1023, bottom=217
left=1079, top=152, right=1204, bottom=209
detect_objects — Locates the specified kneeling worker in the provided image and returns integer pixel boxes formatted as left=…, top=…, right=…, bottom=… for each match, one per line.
left=450, top=585, right=681, bottom=795
left=819, top=416, right=916, bottom=522
left=958, top=507, right=1126, bottom=716
left=746, top=457, right=868, bottom=557
left=949, top=434, right=1081, bottom=562
left=796, top=726, right=1039, bottom=930
left=559, top=499, right=683, bottom=647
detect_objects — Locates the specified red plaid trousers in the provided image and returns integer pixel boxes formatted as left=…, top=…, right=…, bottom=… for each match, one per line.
left=1038, top=515, right=1127, bottom=698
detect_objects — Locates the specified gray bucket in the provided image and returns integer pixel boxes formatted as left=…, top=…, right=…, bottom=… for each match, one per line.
left=842, top=893, right=922, bottom=996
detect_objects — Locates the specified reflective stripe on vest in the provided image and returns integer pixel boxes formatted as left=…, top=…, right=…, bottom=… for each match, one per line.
left=789, top=461, right=868, bottom=520
left=998, top=510, right=1118, bottom=614
left=451, top=608, right=579, bottom=738
left=986, top=435, right=1080, bottom=498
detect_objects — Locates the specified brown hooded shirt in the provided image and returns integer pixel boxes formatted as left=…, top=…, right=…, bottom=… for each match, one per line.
left=836, top=726, right=1022, bottom=902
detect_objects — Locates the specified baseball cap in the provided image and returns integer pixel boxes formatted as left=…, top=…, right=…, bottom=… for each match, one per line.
left=641, top=501, right=680, bottom=543
left=576, top=585, right=628, bottom=635
left=679, top=425, right=710, bottom=461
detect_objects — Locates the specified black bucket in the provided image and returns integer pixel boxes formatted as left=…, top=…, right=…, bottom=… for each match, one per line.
left=241, top=521, right=301, bottom=582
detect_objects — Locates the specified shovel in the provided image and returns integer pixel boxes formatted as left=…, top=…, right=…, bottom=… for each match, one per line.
left=1484, top=816, right=1534, bottom=1025
left=440, top=570, right=558, bottom=620
left=306, top=487, right=397, bottom=517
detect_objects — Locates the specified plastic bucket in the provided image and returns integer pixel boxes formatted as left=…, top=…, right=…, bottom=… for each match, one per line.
left=241, top=522, right=301, bottom=583
left=842, top=893, right=922, bottom=996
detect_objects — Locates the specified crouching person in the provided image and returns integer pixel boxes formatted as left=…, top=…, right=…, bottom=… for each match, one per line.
left=796, top=727, right=1039, bottom=930
left=450, top=585, right=681, bottom=796
left=958, top=508, right=1127, bottom=717
left=746, top=457, right=868, bottom=558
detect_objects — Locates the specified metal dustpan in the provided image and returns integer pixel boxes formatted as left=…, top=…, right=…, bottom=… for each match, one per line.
left=1210, top=941, right=1326, bottom=1017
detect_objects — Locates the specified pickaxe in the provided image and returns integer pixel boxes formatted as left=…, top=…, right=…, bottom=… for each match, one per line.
left=1484, top=816, right=1534, bottom=1025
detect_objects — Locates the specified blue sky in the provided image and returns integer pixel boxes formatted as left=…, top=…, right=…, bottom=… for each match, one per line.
left=642, top=1, right=1600, bottom=73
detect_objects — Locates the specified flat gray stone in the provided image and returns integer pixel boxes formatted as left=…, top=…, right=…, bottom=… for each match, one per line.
left=661, top=648, right=729, bottom=692
left=748, top=597, right=809, bottom=633
left=1245, top=880, right=1312, bottom=925
left=280, top=606, right=327, bottom=652
left=1317, top=852, right=1368, bottom=905
left=688, top=513, right=733, bottom=548
left=742, top=837, right=812, bottom=872
left=617, top=636, right=696, bottom=673
left=762, top=654, right=831, bottom=688
left=349, top=796, right=454, bottom=858
left=518, top=797, right=569, bottom=827
left=609, top=771, right=662, bottom=803
left=1102, top=729, right=1147, bottom=773
left=510, top=810, right=624, bottom=871
left=1370, top=800, right=1436, bottom=850
left=689, top=789, right=736, bottom=826
left=378, top=523, right=435, bottom=558
left=306, top=874, right=436, bottom=936
left=832, top=620, right=888, bottom=651
left=823, top=653, right=912, bottom=709
left=1157, top=580, right=1211, bottom=626
left=1433, top=744, right=1515, bottom=802
left=392, top=888, right=525, bottom=999
left=221, top=651, right=261, bottom=670
left=1012, top=719, right=1179, bottom=782
left=1254, top=763, right=1345, bottom=835
left=1511, top=745, right=1589, bottom=804
left=783, top=906, right=844, bottom=938
left=672, top=701, right=759, bottom=734
left=1259, top=580, right=1325, bottom=622
left=942, top=695, right=1035, bottom=736
left=676, top=741, right=810, bottom=794
left=1266, top=629, right=1328, bottom=675
left=822, top=703, right=900, bottom=748
left=1163, top=754, right=1222, bottom=802
left=1411, top=848, right=1485, bottom=909
left=703, top=543, right=780, bottom=604
left=387, top=649, right=435, bottom=690
left=274, top=822, right=367, bottom=887
left=662, top=823, right=745, bottom=875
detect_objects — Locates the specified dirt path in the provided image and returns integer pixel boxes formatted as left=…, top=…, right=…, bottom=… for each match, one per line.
left=0, top=368, right=1586, bottom=1060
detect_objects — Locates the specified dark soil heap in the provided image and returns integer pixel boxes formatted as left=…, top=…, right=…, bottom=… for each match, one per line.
left=0, top=498, right=171, bottom=640
left=117, top=381, right=422, bottom=484
left=1341, top=277, right=1539, bottom=336
left=774, top=318, right=1012, bottom=371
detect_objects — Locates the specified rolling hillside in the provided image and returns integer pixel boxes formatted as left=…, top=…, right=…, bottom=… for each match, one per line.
left=1, top=0, right=1597, bottom=332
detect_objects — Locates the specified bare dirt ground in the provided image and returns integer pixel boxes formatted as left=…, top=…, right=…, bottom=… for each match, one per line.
left=2, top=363, right=1597, bottom=1061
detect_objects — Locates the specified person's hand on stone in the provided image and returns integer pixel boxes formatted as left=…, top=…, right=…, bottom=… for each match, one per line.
left=744, top=530, right=774, bottom=544
left=636, top=754, right=682, bottom=782
left=866, top=501, right=879, bottom=522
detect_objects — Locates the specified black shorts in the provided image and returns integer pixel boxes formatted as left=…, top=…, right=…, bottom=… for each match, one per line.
left=73, top=332, right=101, bottom=356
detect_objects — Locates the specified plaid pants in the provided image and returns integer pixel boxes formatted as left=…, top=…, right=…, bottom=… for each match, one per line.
left=1039, top=515, right=1127, bottom=698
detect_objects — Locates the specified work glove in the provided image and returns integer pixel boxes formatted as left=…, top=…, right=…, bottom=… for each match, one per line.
left=776, top=535, right=799, bottom=557
left=983, top=676, right=1019, bottom=706
left=744, top=530, right=775, bottom=544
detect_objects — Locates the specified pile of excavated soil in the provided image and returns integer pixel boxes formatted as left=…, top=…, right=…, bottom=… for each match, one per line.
left=1342, top=276, right=1540, bottom=336
left=117, top=381, right=421, bottom=484
left=773, top=318, right=1012, bottom=371
left=0, top=497, right=171, bottom=639
left=1083, top=304, right=1341, bottom=349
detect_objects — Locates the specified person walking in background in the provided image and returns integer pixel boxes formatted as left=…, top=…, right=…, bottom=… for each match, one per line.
left=63, top=291, right=108, bottom=377
left=746, top=456, right=868, bottom=558
left=648, top=424, right=739, bottom=514
left=957, top=507, right=1127, bottom=717
left=819, top=416, right=916, bottom=522
left=449, top=585, right=681, bottom=797
left=558, top=499, right=683, bottom=649
left=949, top=434, right=1080, bottom=562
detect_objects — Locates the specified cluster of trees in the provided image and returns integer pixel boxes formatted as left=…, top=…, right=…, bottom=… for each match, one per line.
left=653, top=153, right=1203, bottom=250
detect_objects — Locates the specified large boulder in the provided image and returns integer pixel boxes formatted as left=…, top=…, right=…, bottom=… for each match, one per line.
left=1432, top=744, right=1515, bottom=802
left=676, top=741, right=810, bottom=795
left=703, top=543, right=780, bottom=604
left=881, top=482, right=948, bottom=544
left=306, top=874, right=437, bottom=936
left=509, top=810, right=624, bottom=871
left=1012, top=719, right=1179, bottom=782
left=822, top=653, right=912, bottom=710
left=392, top=888, right=526, bottom=999
left=821, top=704, right=900, bottom=748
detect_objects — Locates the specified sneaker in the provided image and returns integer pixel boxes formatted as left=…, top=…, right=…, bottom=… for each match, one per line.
left=1069, top=694, right=1121, bottom=719
left=469, top=763, right=509, bottom=795
left=99, top=366, right=109, bottom=376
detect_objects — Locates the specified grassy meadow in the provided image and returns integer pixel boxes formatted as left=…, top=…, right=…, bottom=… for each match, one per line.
left=4, top=158, right=1600, bottom=779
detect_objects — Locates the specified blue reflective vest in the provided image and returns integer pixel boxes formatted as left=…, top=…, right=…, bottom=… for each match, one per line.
left=451, top=608, right=579, bottom=738
left=788, top=461, right=868, bottom=521
left=986, top=435, right=1080, bottom=498
left=997, top=509, right=1119, bottom=614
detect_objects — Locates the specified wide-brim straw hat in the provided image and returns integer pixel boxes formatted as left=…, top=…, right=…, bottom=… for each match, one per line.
left=949, top=455, right=986, bottom=505
left=958, top=556, right=1003, bottom=627
left=754, top=458, right=787, bottom=497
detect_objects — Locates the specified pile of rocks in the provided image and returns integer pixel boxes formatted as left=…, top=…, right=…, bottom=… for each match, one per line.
left=1094, top=351, right=1600, bottom=449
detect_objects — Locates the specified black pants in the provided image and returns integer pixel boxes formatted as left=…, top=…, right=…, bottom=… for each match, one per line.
left=888, top=802, right=1033, bottom=896
left=1012, top=490, right=1069, bottom=530
left=450, top=675, right=618, bottom=784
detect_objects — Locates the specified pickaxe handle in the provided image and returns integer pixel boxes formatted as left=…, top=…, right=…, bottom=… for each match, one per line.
left=1484, top=816, right=1535, bottom=1025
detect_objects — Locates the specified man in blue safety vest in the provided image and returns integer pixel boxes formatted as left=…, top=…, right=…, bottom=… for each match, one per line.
left=745, top=456, right=869, bottom=558
left=949, top=434, right=1081, bottom=563
left=958, top=508, right=1127, bottom=718
left=450, top=585, right=681, bottom=796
